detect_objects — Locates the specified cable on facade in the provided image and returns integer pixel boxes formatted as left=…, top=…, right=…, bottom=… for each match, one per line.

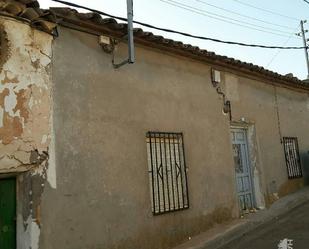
left=274, top=86, right=283, bottom=143
left=52, top=0, right=307, bottom=50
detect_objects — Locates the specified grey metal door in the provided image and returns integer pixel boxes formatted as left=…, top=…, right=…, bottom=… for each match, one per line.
left=231, top=128, right=254, bottom=210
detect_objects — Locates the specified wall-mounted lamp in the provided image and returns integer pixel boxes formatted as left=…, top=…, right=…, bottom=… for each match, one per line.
left=223, top=100, right=232, bottom=121
left=211, top=68, right=232, bottom=121
left=223, top=100, right=231, bottom=114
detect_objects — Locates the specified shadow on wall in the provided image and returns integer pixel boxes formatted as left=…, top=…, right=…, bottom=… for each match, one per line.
left=301, top=151, right=309, bottom=185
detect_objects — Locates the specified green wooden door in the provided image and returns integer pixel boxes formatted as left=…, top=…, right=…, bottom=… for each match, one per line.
left=0, top=178, right=16, bottom=249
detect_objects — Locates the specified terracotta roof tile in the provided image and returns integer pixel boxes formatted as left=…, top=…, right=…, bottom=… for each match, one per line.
left=0, top=0, right=57, bottom=34
left=0, top=0, right=308, bottom=90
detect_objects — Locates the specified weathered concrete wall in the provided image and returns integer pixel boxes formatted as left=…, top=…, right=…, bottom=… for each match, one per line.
left=38, top=25, right=309, bottom=249
left=224, top=72, right=309, bottom=205
left=2, top=13, right=308, bottom=249
left=0, top=16, right=54, bottom=249
left=40, top=27, right=238, bottom=249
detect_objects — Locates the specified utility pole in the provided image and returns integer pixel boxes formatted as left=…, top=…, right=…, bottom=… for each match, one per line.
left=127, top=0, right=135, bottom=64
left=300, top=20, right=309, bottom=79
left=111, top=0, right=135, bottom=68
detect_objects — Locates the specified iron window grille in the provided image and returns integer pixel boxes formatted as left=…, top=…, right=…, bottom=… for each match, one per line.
left=283, top=137, right=303, bottom=179
left=146, top=132, right=189, bottom=215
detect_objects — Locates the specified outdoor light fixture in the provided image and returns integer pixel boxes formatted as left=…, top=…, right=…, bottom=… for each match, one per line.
left=223, top=100, right=231, bottom=114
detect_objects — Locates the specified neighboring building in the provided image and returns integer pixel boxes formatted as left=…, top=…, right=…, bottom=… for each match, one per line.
left=0, top=1, right=308, bottom=249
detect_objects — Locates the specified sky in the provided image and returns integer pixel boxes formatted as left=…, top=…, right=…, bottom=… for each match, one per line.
left=40, top=0, right=309, bottom=80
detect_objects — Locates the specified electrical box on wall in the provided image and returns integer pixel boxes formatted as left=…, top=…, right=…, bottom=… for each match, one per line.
left=211, top=69, right=221, bottom=85
left=99, top=35, right=114, bottom=54
left=99, top=35, right=111, bottom=45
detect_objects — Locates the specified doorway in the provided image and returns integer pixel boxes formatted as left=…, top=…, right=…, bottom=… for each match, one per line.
left=0, top=178, right=16, bottom=249
left=231, top=128, right=255, bottom=211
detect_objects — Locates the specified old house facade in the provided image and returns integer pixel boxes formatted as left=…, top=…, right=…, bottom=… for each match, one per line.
left=0, top=1, right=308, bottom=249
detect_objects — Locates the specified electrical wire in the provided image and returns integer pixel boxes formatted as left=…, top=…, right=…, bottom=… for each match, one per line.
left=266, top=25, right=301, bottom=67
left=303, top=0, right=309, bottom=4
left=195, top=0, right=295, bottom=31
left=231, top=0, right=299, bottom=21
left=160, top=0, right=294, bottom=37
left=51, top=0, right=307, bottom=50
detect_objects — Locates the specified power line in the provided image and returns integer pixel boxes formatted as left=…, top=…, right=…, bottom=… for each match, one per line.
left=303, top=0, right=309, bottom=4
left=231, top=0, right=299, bottom=21
left=52, top=0, right=307, bottom=50
left=266, top=25, right=300, bottom=67
left=160, top=0, right=297, bottom=37
left=196, top=0, right=295, bottom=31
left=163, top=2, right=295, bottom=38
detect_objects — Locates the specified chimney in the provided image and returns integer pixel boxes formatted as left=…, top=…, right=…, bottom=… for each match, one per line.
left=285, top=73, right=294, bottom=78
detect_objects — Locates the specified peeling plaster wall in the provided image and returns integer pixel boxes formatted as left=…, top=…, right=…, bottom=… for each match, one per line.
left=0, top=16, right=54, bottom=249
left=0, top=17, right=53, bottom=172
left=1, top=13, right=307, bottom=249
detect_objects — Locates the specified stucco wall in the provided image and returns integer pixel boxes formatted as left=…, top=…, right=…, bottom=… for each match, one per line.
left=0, top=16, right=54, bottom=249
left=2, top=14, right=308, bottom=249
left=40, top=27, right=238, bottom=249
left=224, top=72, right=309, bottom=204
left=37, top=25, right=309, bottom=249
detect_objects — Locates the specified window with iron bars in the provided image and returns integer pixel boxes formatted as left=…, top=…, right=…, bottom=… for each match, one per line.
left=146, top=132, right=189, bottom=215
left=283, top=137, right=302, bottom=179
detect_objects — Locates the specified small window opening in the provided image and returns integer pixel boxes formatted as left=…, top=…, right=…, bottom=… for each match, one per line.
left=146, top=132, right=189, bottom=215
left=283, top=137, right=302, bottom=179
